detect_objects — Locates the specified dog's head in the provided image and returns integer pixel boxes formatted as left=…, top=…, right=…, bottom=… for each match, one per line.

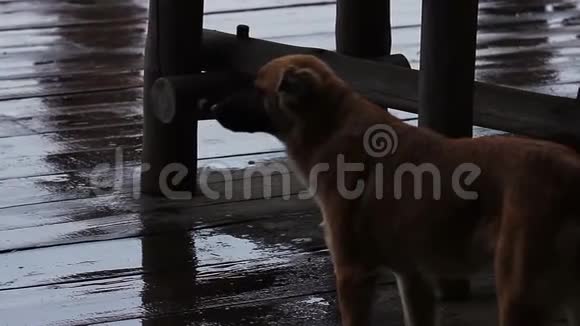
left=211, top=55, right=344, bottom=139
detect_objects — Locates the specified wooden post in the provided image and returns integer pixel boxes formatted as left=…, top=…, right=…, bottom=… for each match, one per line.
left=418, top=0, right=480, bottom=300
left=336, top=0, right=392, bottom=58
left=141, top=0, right=204, bottom=195
left=418, top=0, right=479, bottom=138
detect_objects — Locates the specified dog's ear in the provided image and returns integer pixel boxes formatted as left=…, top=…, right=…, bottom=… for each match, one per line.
left=277, top=66, right=321, bottom=99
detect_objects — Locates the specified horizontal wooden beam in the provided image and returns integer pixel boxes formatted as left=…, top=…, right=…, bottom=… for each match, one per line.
left=151, top=72, right=246, bottom=123
left=200, top=29, right=580, bottom=147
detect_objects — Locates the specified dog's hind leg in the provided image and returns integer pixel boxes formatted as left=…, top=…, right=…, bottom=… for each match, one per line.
left=395, top=272, right=437, bottom=326
left=494, top=226, right=551, bottom=326
left=334, top=264, right=378, bottom=326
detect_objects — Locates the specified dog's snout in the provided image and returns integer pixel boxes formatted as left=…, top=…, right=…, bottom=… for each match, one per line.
left=211, top=88, right=276, bottom=134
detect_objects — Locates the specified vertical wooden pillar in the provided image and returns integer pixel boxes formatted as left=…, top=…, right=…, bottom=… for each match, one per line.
left=336, top=0, right=392, bottom=58
left=418, top=0, right=479, bottom=138
left=141, top=0, right=204, bottom=195
left=419, top=0, right=479, bottom=300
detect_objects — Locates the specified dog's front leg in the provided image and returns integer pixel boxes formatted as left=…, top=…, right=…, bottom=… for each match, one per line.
left=335, top=265, right=378, bottom=326
left=395, top=272, right=437, bottom=326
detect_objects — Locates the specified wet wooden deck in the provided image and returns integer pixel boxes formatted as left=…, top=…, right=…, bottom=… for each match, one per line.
left=0, top=0, right=579, bottom=325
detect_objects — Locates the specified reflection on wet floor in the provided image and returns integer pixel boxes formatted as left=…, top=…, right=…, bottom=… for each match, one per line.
left=475, top=0, right=580, bottom=94
left=0, top=0, right=578, bottom=325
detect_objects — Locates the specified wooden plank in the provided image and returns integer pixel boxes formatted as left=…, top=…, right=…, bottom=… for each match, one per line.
left=108, top=274, right=508, bottom=326
left=11, top=105, right=142, bottom=135
left=0, top=150, right=291, bottom=210
left=0, top=199, right=322, bottom=288
left=206, top=0, right=336, bottom=13
left=0, top=52, right=143, bottom=81
left=0, top=70, right=142, bottom=101
left=0, top=226, right=507, bottom=326
left=0, top=202, right=339, bottom=325
left=0, top=145, right=142, bottom=180
left=0, top=249, right=336, bottom=325
left=0, top=0, right=333, bottom=31
left=202, top=4, right=419, bottom=42
left=0, top=2, right=574, bottom=101
left=0, top=120, right=282, bottom=161
left=0, top=158, right=295, bottom=230
left=0, top=0, right=571, bottom=42
left=112, top=293, right=343, bottom=326
left=0, top=20, right=576, bottom=93
left=0, top=9, right=574, bottom=69
left=8, top=22, right=578, bottom=101
left=0, top=22, right=145, bottom=54
left=0, top=120, right=35, bottom=137
left=0, top=143, right=282, bottom=180
left=0, top=0, right=571, bottom=32
left=0, top=202, right=504, bottom=326
left=0, top=89, right=142, bottom=119
left=0, top=250, right=544, bottom=326
left=0, top=124, right=142, bottom=159
left=0, top=192, right=312, bottom=252
left=0, top=0, right=147, bottom=31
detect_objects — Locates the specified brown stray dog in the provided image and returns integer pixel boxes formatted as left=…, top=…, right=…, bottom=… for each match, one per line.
left=212, top=54, right=580, bottom=326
